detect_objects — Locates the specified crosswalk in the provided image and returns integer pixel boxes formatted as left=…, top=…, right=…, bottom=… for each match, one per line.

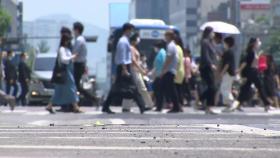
left=0, top=124, right=279, bottom=158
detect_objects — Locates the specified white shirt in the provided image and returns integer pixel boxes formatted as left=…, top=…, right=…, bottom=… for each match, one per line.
left=59, top=47, right=73, bottom=64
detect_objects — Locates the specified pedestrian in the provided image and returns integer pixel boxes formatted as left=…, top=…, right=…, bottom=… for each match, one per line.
left=230, top=38, right=273, bottom=112
left=46, top=27, right=82, bottom=114
left=174, top=35, right=185, bottom=106
left=182, top=48, right=193, bottom=106
left=199, top=27, right=218, bottom=114
left=219, top=37, right=236, bottom=112
left=72, top=22, right=97, bottom=105
left=159, top=30, right=181, bottom=113
left=129, top=33, right=154, bottom=110
left=150, top=41, right=166, bottom=112
left=263, top=54, right=279, bottom=109
left=18, top=52, right=31, bottom=106
left=4, top=51, right=18, bottom=98
left=102, top=23, right=146, bottom=114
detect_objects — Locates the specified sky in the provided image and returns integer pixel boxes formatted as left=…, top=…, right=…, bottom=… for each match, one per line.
left=21, top=0, right=131, bottom=29
left=20, top=0, right=131, bottom=76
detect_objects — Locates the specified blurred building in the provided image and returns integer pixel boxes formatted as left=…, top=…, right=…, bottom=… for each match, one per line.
left=130, top=0, right=170, bottom=24
left=169, top=0, right=201, bottom=47
left=0, top=0, right=23, bottom=51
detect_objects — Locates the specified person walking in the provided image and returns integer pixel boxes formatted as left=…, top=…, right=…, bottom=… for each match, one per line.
left=150, top=41, right=166, bottom=112
left=230, top=38, right=272, bottom=112
left=72, top=22, right=97, bottom=105
left=4, top=51, right=18, bottom=98
left=46, top=27, right=82, bottom=114
left=183, top=48, right=193, bottom=106
left=199, top=27, right=218, bottom=114
left=130, top=33, right=154, bottom=109
left=18, top=52, right=31, bottom=106
left=219, top=37, right=237, bottom=112
left=174, top=36, right=185, bottom=106
left=159, top=30, right=181, bottom=113
left=102, top=23, right=146, bottom=114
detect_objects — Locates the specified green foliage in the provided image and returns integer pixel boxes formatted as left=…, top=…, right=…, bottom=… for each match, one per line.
left=37, top=40, right=50, bottom=53
left=0, top=8, right=11, bottom=37
left=267, top=29, right=280, bottom=55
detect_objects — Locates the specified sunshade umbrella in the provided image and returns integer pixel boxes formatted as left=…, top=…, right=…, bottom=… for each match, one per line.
left=200, top=21, right=241, bottom=34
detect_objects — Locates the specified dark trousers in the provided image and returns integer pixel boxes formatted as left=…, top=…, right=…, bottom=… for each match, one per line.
left=183, top=79, right=192, bottom=104
left=238, top=68, right=270, bottom=106
left=153, top=77, right=163, bottom=110
left=6, top=81, right=18, bottom=97
left=200, top=67, right=217, bottom=106
left=176, top=83, right=184, bottom=105
left=157, top=72, right=180, bottom=111
left=74, top=62, right=95, bottom=100
left=103, top=65, right=145, bottom=112
left=18, top=81, right=29, bottom=105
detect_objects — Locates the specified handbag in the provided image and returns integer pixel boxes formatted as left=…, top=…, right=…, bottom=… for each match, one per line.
left=51, top=55, right=67, bottom=84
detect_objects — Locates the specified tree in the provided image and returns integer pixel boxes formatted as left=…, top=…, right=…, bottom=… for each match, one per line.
left=0, top=8, right=11, bottom=38
left=37, top=40, right=50, bottom=53
left=266, top=29, right=280, bottom=55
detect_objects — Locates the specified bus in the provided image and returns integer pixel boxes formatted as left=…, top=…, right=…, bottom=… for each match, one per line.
left=108, top=19, right=179, bottom=70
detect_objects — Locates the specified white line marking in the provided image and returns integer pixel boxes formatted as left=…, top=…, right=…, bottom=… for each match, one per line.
left=0, top=137, right=274, bottom=141
left=0, top=131, right=239, bottom=135
left=0, top=145, right=278, bottom=152
left=28, top=120, right=52, bottom=126
left=204, top=124, right=280, bottom=137
left=110, top=119, right=126, bottom=125
left=0, top=128, right=200, bottom=131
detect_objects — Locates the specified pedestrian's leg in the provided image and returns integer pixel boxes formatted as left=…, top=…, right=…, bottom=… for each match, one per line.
left=12, top=83, right=18, bottom=98
left=164, top=73, right=181, bottom=112
left=221, top=74, right=234, bottom=106
left=6, top=82, right=11, bottom=96
left=132, top=89, right=145, bottom=114
left=251, top=73, right=271, bottom=106
left=153, top=78, right=164, bottom=111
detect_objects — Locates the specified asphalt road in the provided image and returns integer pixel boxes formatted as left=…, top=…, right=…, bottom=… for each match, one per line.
left=0, top=106, right=280, bottom=158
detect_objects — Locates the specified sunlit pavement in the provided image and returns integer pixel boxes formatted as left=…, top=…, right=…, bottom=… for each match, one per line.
left=0, top=106, right=280, bottom=158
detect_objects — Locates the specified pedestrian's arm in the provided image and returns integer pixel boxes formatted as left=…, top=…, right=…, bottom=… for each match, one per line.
left=237, top=62, right=247, bottom=74
left=220, top=64, right=229, bottom=77
left=59, top=48, right=76, bottom=64
left=131, top=48, right=146, bottom=75
left=202, top=42, right=212, bottom=65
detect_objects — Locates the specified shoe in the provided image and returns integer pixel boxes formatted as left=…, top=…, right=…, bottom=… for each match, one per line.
left=46, top=107, right=56, bottom=114
left=167, top=109, right=182, bottom=113
left=226, top=101, right=240, bottom=112
left=122, top=109, right=132, bottom=113
left=205, top=108, right=218, bottom=115
left=73, top=108, right=84, bottom=113
left=102, top=108, right=116, bottom=114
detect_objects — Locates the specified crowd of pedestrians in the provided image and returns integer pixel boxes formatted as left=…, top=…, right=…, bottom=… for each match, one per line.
left=102, top=23, right=280, bottom=114
left=1, top=21, right=280, bottom=115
